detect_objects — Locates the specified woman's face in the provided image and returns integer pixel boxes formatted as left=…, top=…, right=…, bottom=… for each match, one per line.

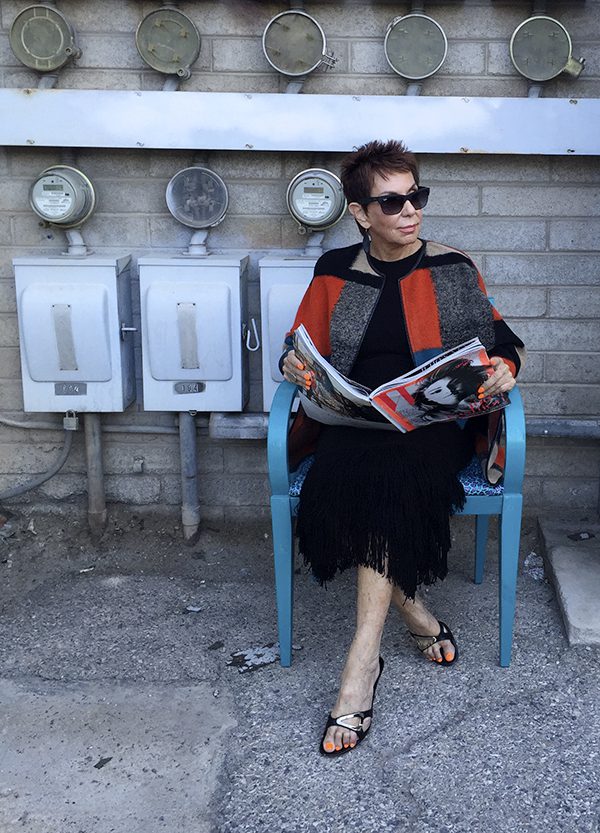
left=424, top=378, right=457, bottom=406
left=349, top=170, right=423, bottom=260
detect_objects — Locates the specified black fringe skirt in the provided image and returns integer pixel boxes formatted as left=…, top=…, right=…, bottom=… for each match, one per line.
left=296, top=422, right=475, bottom=599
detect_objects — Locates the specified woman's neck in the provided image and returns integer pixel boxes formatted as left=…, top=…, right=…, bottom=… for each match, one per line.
left=369, top=238, right=422, bottom=262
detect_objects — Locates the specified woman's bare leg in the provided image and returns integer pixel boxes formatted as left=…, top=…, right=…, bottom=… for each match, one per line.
left=391, top=587, right=455, bottom=663
left=322, top=565, right=392, bottom=754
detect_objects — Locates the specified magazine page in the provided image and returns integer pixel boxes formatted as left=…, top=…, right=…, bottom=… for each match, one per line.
left=370, top=341, right=509, bottom=432
left=292, top=325, right=388, bottom=427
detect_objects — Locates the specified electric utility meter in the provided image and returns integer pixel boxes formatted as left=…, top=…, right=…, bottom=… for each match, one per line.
left=29, top=165, right=96, bottom=228
left=510, top=16, right=584, bottom=82
left=262, top=10, right=336, bottom=76
left=135, top=7, right=200, bottom=77
left=286, top=169, right=346, bottom=232
left=9, top=4, right=80, bottom=72
left=166, top=167, right=229, bottom=229
left=384, top=14, right=448, bottom=80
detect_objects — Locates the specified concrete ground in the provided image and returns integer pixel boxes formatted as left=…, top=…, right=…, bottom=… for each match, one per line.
left=0, top=506, right=598, bottom=833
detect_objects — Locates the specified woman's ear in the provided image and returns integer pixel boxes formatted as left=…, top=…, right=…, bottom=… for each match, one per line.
left=348, top=202, right=371, bottom=231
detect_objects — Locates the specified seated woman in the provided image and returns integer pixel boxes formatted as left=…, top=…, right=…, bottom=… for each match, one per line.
left=280, top=139, right=525, bottom=757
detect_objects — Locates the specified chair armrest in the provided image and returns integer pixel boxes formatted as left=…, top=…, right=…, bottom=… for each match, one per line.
left=503, top=385, right=526, bottom=494
left=267, top=381, right=299, bottom=495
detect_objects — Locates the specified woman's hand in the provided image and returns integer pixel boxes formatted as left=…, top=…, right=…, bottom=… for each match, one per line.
left=480, top=356, right=516, bottom=398
left=282, top=349, right=312, bottom=389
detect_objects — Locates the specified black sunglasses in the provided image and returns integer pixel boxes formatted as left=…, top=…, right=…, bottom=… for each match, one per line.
left=359, top=186, right=430, bottom=215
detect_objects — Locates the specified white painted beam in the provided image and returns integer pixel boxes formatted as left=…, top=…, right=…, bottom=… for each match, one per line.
left=0, top=89, right=598, bottom=155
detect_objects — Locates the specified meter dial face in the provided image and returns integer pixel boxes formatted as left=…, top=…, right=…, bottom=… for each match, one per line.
left=286, top=170, right=346, bottom=230
left=166, top=168, right=229, bottom=229
left=385, top=14, right=448, bottom=80
left=263, top=11, right=327, bottom=76
left=136, top=8, right=201, bottom=76
left=29, top=166, right=96, bottom=227
left=510, top=16, right=572, bottom=82
left=9, top=5, right=78, bottom=72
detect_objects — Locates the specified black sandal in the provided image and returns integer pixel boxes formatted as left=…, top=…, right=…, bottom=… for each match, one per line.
left=409, top=620, right=459, bottom=666
left=319, top=657, right=385, bottom=757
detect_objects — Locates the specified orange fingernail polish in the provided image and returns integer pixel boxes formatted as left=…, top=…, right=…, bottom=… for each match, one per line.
left=478, top=394, right=484, bottom=399
left=478, top=386, right=484, bottom=393
left=297, top=363, right=305, bottom=370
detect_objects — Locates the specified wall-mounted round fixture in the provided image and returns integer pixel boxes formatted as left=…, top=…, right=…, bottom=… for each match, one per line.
left=510, top=16, right=584, bottom=82
left=262, top=10, right=337, bottom=76
left=29, top=166, right=96, bottom=227
left=9, top=5, right=80, bottom=72
left=136, top=7, right=200, bottom=78
left=166, top=168, right=229, bottom=229
left=384, top=14, right=448, bottom=80
left=286, top=169, right=346, bottom=232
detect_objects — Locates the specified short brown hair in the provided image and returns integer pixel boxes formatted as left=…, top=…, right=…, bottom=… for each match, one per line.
left=340, top=139, right=420, bottom=205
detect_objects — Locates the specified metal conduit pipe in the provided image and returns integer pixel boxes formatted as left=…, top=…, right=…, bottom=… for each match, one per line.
left=84, top=414, right=107, bottom=536
left=0, top=429, right=74, bottom=501
left=0, top=415, right=208, bottom=435
left=179, top=411, right=201, bottom=545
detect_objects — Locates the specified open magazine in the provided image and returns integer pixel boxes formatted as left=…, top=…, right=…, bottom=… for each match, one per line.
left=292, top=324, right=509, bottom=432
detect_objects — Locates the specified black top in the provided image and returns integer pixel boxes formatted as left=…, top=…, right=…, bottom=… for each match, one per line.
left=350, top=244, right=424, bottom=389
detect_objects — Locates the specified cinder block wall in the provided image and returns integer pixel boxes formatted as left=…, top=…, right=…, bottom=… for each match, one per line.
left=0, top=1, right=599, bottom=519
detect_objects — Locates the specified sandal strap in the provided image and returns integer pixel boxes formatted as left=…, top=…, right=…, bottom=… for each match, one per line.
left=409, top=620, right=454, bottom=653
left=325, top=708, right=373, bottom=735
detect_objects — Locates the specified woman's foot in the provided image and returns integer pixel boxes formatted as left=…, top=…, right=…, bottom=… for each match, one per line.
left=321, top=653, right=383, bottom=754
left=393, top=592, right=456, bottom=664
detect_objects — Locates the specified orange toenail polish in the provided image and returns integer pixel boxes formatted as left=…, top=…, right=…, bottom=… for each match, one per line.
left=335, top=745, right=342, bottom=751
left=343, top=743, right=349, bottom=748
left=445, top=654, right=453, bottom=662
left=325, top=742, right=334, bottom=751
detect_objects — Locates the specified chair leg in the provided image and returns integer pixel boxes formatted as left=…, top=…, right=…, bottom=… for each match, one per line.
left=474, top=515, right=490, bottom=584
left=270, top=495, right=294, bottom=667
left=498, top=494, right=523, bottom=667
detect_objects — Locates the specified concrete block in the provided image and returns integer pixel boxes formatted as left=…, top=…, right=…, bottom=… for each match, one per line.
left=510, top=320, right=598, bottom=352
left=208, top=216, right=282, bottom=250
left=487, top=42, right=514, bottom=77
left=549, top=288, right=600, bottom=318
left=521, top=384, right=600, bottom=417
left=0, top=147, right=7, bottom=173
left=550, top=220, right=600, bottom=251
left=10, top=215, right=71, bottom=248
left=3, top=68, right=39, bottom=88
left=541, top=479, right=599, bottom=510
left=223, top=443, right=268, bottom=474
left=59, top=68, right=143, bottom=90
left=426, top=77, right=528, bottom=98
left=421, top=156, right=551, bottom=184
left=426, top=185, right=479, bottom=217
left=539, top=518, right=600, bottom=644
left=64, top=4, right=141, bottom=31
left=0, top=178, right=28, bottom=213
left=546, top=353, right=600, bottom=385
left=305, top=74, right=402, bottom=97
left=316, top=6, right=390, bottom=38
left=440, top=42, right=486, bottom=76
left=37, top=473, right=87, bottom=500
left=434, top=5, right=523, bottom=39
left=526, top=441, right=600, bottom=478
left=227, top=183, right=286, bottom=216
left=423, top=219, right=547, bottom=252
left=515, top=351, right=543, bottom=383
left=0, top=347, right=22, bottom=380
left=77, top=33, right=143, bottom=70
left=483, top=186, right=600, bottom=218
left=0, top=441, right=74, bottom=474
left=208, top=151, right=283, bottom=180
left=350, top=41, right=389, bottom=75
left=105, top=475, right=162, bottom=504
left=148, top=215, right=193, bottom=249
left=149, top=151, right=195, bottom=178
left=212, top=38, right=270, bottom=73
left=179, top=72, right=279, bottom=94
left=484, top=254, right=600, bottom=286
left=77, top=150, right=151, bottom=179
left=0, top=216, right=10, bottom=245
left=95, top=179, right=166, bottom=214
left=199, top=473, right=269, bottom=506
left=84, top=215, right=150, bottom=248
left=0, top=315, right=18, bottom=348
left=551, top=157, right=600, bottom=183
left=487, top=286, right=547, bottom=317
left=0, top=278, right=16, bottom=313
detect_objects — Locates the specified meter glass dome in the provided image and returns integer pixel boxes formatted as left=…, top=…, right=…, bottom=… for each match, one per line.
left=263, top=11, right=330, bottom=76
left=286, top=170, right=346, bottom=231
left=166, top=168, right=229, bottom=229
left=9, top=5, right=78, bottom=72
left=29, top=166, right=96, bottom=228
left=384, top=14, right=447, bottom=80
left=510, top=16, right=574, bottom=82
left=136, top=8, right=200, bottom=76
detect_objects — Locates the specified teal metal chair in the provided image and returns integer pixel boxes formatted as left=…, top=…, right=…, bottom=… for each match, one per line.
left=267, top=381, right=526, bottom=668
